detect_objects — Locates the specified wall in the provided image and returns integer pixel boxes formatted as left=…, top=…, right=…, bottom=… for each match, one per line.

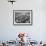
left=0, top=0, right=46, bottom=42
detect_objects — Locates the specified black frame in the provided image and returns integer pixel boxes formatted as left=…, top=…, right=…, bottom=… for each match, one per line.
left=13, top=10, right=33, bottom=26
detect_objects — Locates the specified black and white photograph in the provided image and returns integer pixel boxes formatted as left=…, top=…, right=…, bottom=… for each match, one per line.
left=13, top=10, right=32, bottom=25
left=0, top=0, right=46, bottom=46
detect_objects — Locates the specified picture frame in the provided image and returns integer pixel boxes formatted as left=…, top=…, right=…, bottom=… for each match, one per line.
left=13, top=10, right=33, bottom=26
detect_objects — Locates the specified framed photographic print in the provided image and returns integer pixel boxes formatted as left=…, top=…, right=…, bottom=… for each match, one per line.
left=13, top=10, right=33, bottom=26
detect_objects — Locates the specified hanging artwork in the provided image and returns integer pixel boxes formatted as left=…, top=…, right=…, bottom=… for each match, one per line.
left=13, top=10, right=33, bottom=26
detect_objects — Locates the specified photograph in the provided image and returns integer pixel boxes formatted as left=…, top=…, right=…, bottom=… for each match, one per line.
left=13, top=10, right=32, bottom=25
